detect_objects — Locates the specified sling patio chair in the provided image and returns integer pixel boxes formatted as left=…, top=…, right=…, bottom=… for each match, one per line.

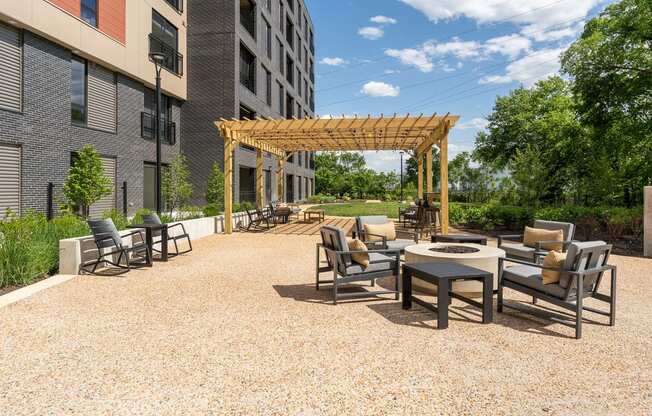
left=142, top=213, right=192, bottom=257
left=316, top=225, right=400, bottom=304
left=239, top=209, right=274, bottom=232
left=81, top=218, right=150, bottom=275
left=498, top=220, right=576, bottom=263
left=354, top=215, right=419, bottom=254
left=498, top=241, right=616, bottom=339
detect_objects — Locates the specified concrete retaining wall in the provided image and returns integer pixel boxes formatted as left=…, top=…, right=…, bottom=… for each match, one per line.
left=59, top=212, right=251, bottom=275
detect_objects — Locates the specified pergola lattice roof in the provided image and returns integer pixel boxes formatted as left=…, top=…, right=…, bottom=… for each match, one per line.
left=216, top=114, right=459, bottom=157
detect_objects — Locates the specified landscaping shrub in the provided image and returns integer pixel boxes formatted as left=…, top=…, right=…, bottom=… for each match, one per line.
left=131, top=208, right=153, bottom=225
left=308, top=194, right=336, bottom=204
left=233, top=201, right=254, bottom=213
left=203, top=204, right=222, bottom=217
left=103, top=209, right=129, bottom=230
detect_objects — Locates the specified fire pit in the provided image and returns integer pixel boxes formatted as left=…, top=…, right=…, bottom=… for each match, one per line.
left=405, top=243, right=506, bottom=296
left=429, top=245, right=480, bottom=254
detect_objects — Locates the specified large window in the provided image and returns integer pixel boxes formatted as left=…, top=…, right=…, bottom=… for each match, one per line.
left=277, top=82, right=284, bottom=115
left=240, top=0, right=256, bottom=39
left=71, top=56, right=87, bottom=125
left=277, top=37, right=284, bottom=75
left=151, top=11, right=182, bottom=75
left=285, top=16, right=294, bottom=49
left=263, top=17, right=272, bottom=59
left=164, top=0, right=183, bottom=12
left=264, top=67, right=272, bottom=106
left=143, top=88, right=175, bottom=144
left=81, top=0, right=98, bottom=27
left=240, top=44, right=256, bottom=93
left=286, top=54, right=294, bottom=86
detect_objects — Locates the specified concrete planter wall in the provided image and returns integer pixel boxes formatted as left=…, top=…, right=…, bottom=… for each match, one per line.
left=59, top=212, right=251, bottom=275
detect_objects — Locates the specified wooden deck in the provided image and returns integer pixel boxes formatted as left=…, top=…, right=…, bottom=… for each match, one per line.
left=265, top=217, right=355, bottom=236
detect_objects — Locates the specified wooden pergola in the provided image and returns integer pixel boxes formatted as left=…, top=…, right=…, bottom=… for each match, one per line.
left=215, top=113, right=460, bottom=235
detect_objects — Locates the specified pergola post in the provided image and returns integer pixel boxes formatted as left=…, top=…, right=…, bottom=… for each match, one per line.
left=426, top=146, right=433, bottom=194
left=256, top=149, right=264, bottom=209
left=417, top=153, right=424, bottom=200
left=439, top=133, right=449, bottom=235
left=224, top=134, right=234, bottom=234
left=277, top=157, right=285, bottom=202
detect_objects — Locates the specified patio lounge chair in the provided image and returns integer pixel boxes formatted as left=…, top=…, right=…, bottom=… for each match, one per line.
left=355, top=215, right=419, bottom=253
left=142, top=213, right=192, bottom=257
left=498, top=241, right=616, bottom=339
left=498, top=220, right=576, bottom=262
left=316, top=225, right=400, bottom=304
left=81, top=218, right=150, bottom=275
left=239, top=209, right=273, bottom=232
left=268, top=203, right=289, bottom=224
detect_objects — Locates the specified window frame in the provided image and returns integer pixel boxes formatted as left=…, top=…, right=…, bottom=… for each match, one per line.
left=80, top=0, right=98, bottom=28
left=239, top=43, right=257, bottom=94
left=71, top=55, right=88, bottom=126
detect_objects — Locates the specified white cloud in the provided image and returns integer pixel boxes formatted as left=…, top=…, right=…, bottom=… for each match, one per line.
left=483, top=34, right=531, bottom=59
left=358, top=26, right=384, bottom=40
left=320, top=57, right=349, bottom=66
left=361, top=81, right=400, bottom=97
left=422, top=38, right=482, bottom=60
left=522, top=21, right=585, bottom=42
left=457, top=117, right=489, bottom=130
left=370, top=15, right=398, bottom=24
left=479, top=47, right=566, bottom=87
left=384, top=69, right=401, bottom=74
left=385, top=48, right=434, bottom=72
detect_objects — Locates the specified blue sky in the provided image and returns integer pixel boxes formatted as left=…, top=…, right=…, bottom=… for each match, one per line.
left=304, top=0, right=614, bottom=172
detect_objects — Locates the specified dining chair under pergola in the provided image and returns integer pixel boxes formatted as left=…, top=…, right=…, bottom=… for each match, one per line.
left=215, top=113, right=460, bottom=235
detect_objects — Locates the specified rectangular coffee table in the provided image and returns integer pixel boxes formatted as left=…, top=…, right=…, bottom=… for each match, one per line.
left=402, top=262, right=493, bottom=329
left=304, top=209, right=325, bottom=223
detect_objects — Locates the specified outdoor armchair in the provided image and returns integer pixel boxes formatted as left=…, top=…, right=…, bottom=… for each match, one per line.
left=354, top=215, right=418, bottom=253
left=398, top=205, right=418, bottom=227
left=498, top=220, right=576, bottom=262
left=498, top=241, right=616, bottom=339
left=316, top=225, right=400, bottom=304
left=142, top=213, right=192, bottom=257
left=81, top=218, right=150, bottom=275
left=239, top=209, right=274, bottom=232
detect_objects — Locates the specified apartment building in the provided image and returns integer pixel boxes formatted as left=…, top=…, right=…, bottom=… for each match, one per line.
left=0, top=0, right=187, bottom=218
left=183, top=0, right=316, bottom=204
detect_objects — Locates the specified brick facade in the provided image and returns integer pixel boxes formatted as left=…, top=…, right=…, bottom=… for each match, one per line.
left=0, top=31, right=180, bottom=216
left=182, top=0, right=316, bottom=204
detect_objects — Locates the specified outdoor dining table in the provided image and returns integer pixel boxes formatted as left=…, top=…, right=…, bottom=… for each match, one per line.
left=127, top=223, right=168, bottom=265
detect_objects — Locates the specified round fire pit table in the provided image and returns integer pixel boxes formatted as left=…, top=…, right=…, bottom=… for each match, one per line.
left=405, top=243, right=505, bottom=296
left=431, top=233, right=487, bottom=245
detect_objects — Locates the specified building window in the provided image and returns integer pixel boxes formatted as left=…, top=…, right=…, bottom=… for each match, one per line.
left=151, top=11, right=182, bottom=75
left=297, top=73, right=301, bottom=98
left=309, top=29, right=314, bottom=54
left=263, top=17, right=272, bottom=60
left=285, top=15, right=294, bottom=49
left=81, top=0, right=98, bottom=27
left=279, top=0, right=284, bottom=33
left=276, top=37, right=284, bottom=75
left=164, top=0, right=183, bottom=12
left=239, top=104, right=257, bottom=152
left=266, top=0, right=272, bottom=12
left=71, top=56, right=87, bottom=125
left=304, top=78, right=308, bottom=101
left=240, top=0, right=256, bottom=39
left=143, top=88, right=175, bottom=144
left=277, top=82, right=284, bottom=115
left=286, top=94, right=294, bottom=119
left=298, top=151, right=303, bottom=167
left=264, top=68, right=272, bottom=106
left=240, top=43, right=256, bottom=93
left=304, top=47, right=309, bottom=71
left=309, top=59, right=314, bottom=83
left=287, top=0, right=294, bottom=12
left=304, top=15, right=308, bottom=38
left=297, top=104, right=302, bottom=119
left=298, top=3, right=302, bottom=25
left=286, top=54, right=294, bottom=86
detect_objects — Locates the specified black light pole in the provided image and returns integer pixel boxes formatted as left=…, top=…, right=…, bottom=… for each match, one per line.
left=399, top=151, right=404, bottom=202
left=150, top=52, right=166, bottom=215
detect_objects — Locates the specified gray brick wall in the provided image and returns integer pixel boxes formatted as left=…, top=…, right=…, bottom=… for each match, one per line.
left=183, top=0, right=316, bottom=204
left=0, top=30, right=181, bottom=217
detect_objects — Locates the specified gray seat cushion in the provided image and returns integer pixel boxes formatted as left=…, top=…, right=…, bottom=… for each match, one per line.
left=500, top=242, right=537, bottom=261
left=386, top=239, right=414, bottom=252
left=346, top=252, right=396, bottom=275
left=502, top=265, right=567, bottom=298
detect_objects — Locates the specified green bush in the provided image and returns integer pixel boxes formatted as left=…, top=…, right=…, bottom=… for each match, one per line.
left=131, top=208, right=154, bottom=225
left=176, top=206, right=205, bottom=221
left=203, top=204, right=222, bottom=217
left=233, top=201, right=254, bottom=213
left=103, top=209, right=129, bottom=230
left=308, top=194, right=337, bottom=204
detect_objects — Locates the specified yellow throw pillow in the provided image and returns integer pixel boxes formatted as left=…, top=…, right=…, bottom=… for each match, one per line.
left=364, top=222, right=397, bottom=242
left=541, top=251, right=567, bottom=284
left=347, top=238, right=369, bottom=269
left=523, top=226, right=564, bottom=251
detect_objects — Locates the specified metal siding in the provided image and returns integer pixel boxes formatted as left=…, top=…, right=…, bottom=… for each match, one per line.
left=89, top=157, right=117, bottom=219
left=87, top=64, right=117, bottom=132
left=0, top=144, right=21, bottom=218
left=0, top=23, right=22, bottom=112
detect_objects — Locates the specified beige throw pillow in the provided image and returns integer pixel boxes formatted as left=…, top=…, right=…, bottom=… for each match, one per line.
left=347, top=238, right=369, bottom=269
left=541, top=251, right=567, bottom=284
left=364, top=222, right=396, bottom=242
left=523, top=226, right=564, bottom=251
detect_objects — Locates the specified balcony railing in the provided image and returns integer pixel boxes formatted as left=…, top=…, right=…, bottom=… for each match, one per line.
left=149, top=34, right=183, bottom=76
left=164, top=0, right=183, bottom=12
left=141, top=112, right=176, bottom=145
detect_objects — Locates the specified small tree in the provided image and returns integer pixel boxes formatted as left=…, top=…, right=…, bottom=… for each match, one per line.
left=62, top=145, right=111, bottom=217
left=162, top=155, right=193, bottom=215
left=205, top=163, right=225, bottom=211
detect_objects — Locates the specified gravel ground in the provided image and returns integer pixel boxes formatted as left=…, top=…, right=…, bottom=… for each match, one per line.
left=1, top=233, right=651, bottom=415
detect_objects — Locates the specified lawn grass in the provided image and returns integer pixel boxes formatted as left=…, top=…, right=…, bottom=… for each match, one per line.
left=308, top=201, right=409, bottom=218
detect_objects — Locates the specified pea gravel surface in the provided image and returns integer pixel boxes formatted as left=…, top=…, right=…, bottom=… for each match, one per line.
left=1, top=233, right=650, bottom=415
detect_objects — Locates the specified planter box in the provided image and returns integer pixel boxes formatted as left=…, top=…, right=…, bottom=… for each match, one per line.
left=59, top=212, right=251, bottom=275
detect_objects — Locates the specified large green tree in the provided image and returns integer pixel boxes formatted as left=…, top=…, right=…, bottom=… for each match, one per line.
left=561, top=0, right=652, bottom=205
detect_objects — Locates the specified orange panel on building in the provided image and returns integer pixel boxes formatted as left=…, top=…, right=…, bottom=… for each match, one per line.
left=99, top=0, right=126, bottom=44
left=48, top=0, right=80, bottom=16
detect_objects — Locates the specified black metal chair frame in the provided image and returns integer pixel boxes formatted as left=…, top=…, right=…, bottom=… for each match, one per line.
left=315, top=242, right=400, bottom=305
left=81, top=228, right=150, bottom=276
left=239, top=209, right=273, bottom=232
left=148, top=222, right=193, bottom=258
left=498, top=245, right=617, bottom=339
left=498, top=234, right=576, bottom=262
